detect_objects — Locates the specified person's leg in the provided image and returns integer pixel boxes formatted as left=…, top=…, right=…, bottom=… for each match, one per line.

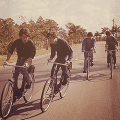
left=20, top=59, right=32, bottom=89
left=13, top=67, right=20, bottom=96
left=112, top=51, right=116, bottom=68
left=12, top=59, right=21, bottom=102
left=51, top=64, right=56, bottom=77
left=60, top=56, right=69, bottom=85
left=89, top=51, right=93, bottom=66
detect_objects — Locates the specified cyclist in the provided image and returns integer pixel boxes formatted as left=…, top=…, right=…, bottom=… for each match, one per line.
left=47, top=33, right=73, bottom=85
left=105, top=31, right=118, bottom=68
left=82, top=32, right=96, bottom=73
left=4, top=28, right=36, bottom=101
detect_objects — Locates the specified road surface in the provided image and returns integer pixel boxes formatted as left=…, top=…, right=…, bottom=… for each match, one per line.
left=0, top=41, right=120, bottom=120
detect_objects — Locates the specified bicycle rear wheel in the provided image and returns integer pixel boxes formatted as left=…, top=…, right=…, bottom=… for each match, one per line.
left=110, top=59, right=113, bottom=79
left=86, top=60, right=89, bottom=80
left=60, top=70, right=70, bottom=98
left=1, top=81, right=13, bottom=119
left=40, top=78, right=54, bottom=112
left=23, top=74, right=35, bottom=103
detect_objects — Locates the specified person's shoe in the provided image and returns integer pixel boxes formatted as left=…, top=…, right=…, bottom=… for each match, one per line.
left=62, top=78, right=68, bottom=85
left=25, top=81, right=32, bottom=89
left=114, top=64, right=116, bottom=69
left=83, top=70, right=86, bottom=73
left=91, top=62, right=93, bottom=66
left=17, top=88, right=22, bottom=99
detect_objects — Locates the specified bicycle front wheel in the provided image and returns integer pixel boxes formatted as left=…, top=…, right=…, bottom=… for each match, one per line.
left=40, top=78, right=54, bottom=112
left=23, top=74, right=35, bottom=103
left=60, top=70, right=70, bottom=98
left=1, top=81, right=13, bottom=119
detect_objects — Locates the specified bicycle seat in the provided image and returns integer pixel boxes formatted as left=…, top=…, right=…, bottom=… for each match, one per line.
left=27, top=65, right=35, bottom=73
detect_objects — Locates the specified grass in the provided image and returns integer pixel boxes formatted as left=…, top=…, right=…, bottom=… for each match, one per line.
left=0, top=49, right=50, bottom=66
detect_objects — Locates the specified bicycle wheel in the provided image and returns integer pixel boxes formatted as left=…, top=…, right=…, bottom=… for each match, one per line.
left=23, top=74, right=35, bottom=103
left=40, top=78, right=54, bottom=112
left=110, top=58, right=113, bottom=79
left=60, top=70, right=70, bottom=98
left=86, top=59, right=89, bottom=80
left=1, top=81, right=13, bottom=119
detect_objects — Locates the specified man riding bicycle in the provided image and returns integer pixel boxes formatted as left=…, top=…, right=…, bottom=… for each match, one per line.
left=82, top=32, right=96, bottom=73
left=105, top=31, right=118, bottom=68
left=47, top=33, right=73, bottom=85
left=4, top=28, right=36, bottom=101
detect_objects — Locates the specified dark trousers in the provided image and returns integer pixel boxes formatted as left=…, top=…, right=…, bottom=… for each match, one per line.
left=13, top=58, right=32, bottom=96
left=51, top=56, right=69, bottom=79
left=107, top=51, right=116, bottom=64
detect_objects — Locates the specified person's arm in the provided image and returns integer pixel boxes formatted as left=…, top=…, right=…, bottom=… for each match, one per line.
left=5, top=41, right=16, bottom=63
left=82, top=39, right=85, bottom=52
left=50, top=44, right=56, bottom=60
left=6, top=52, right=11, bottom=62
left=93, top=39, right=96, bottom=53
left=105, top=43, right=108, bottom=51
left=24, top=57, right=33, bottom=67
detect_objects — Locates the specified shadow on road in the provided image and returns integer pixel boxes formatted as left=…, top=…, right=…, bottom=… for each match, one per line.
left=8, top=99, right=42, bottom=119
left=70, top=61, right=111, bottom=82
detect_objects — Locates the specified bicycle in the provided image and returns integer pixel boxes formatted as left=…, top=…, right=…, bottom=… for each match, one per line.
left=0, top=64, right=35, bottom=119
left=106, top=49, right=116, bottom=79
left=85, top=51, right=92, bottom=80
left=40, top=61, right=72, bottom=112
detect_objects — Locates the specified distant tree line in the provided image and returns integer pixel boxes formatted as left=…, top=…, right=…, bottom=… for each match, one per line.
left=0, top=16, right=87, bottom=55
left=1, top=16, right=119, bottom=55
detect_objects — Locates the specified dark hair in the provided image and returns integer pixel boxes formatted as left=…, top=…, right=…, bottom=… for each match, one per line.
left=105, top=31, right=110, bottom=36
left=19, top=28, right=31, bottom=37
left=87, top=32, right=93, bottom=37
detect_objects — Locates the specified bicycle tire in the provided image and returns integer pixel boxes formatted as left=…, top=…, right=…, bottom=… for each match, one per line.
left=23, top=74, right=35, bottom=103
left=60, top=70, right=70, bottom=98
left=87, top=59, right=89, bottom=80
left=40, top=78, right=54, bottom=112
left=1, top=81, right=13, bottom=119
left=110, top=58, right=113, bottom=79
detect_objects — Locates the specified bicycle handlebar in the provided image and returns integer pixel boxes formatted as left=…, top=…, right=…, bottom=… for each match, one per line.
left=106, top=50, right=116, bottom=52
left=3, top=64, right=25, bottom=68
left=47, top=61, right=68, bottom=66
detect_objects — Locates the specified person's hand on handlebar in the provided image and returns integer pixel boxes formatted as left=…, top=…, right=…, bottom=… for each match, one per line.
left=66, top=60, right=71, bottom=66
left=24, top=63, right=29, bottom=67
left=47, top=58, right=52, bottom=62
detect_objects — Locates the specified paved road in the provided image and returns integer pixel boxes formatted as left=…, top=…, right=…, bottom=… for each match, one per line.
left=0, top=41, right=120, bottom=120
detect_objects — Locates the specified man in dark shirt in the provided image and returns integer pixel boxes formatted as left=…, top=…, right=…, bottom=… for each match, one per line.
left=4, top=28, right=36, bottom=99
left=105, top=31, right=118, bottom=68
left=47, top=33, right=73, bottom=85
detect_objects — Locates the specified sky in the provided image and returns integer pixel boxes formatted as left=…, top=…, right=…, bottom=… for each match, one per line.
left=0, top=0, right=120, bottom=33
